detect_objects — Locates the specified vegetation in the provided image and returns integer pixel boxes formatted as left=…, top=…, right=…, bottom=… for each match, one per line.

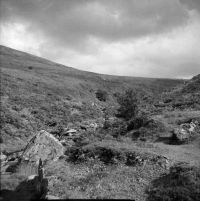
left=116, top=89, right=139, bottom=121
left=95, top=89, right=108, bottom=102
left=147, top=163, right=200, bottom=201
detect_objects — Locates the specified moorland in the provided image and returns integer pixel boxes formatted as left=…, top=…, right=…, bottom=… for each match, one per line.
left=0, top=45, right=200, bottom=200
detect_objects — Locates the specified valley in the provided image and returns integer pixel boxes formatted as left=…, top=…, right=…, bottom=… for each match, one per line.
left=0, top=45, right=200, bottom=200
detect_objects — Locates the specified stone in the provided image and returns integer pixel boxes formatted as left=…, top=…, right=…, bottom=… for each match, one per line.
left=172, top=127, right=190, bottom=143
left=189, top=122, right=196, bottom=133
left=21, top=130, right=64, bottom=163
left=89, top=123, right=98, bottom=130
left=27, top=174, right=37, bottom=181
left=62, top=128, right=77, bottom=136
left=172, top=121, right=199, bottom=143
left=0, top=152, right=7, bottom=161
left=66, top=129, right=77, bottom=133
left=45, top=194, right=60, bottom=199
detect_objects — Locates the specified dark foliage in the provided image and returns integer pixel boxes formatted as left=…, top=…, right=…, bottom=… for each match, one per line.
left=103, top=118, right=127, bottom=138
left=127, top=115, right=149, bottom=131
left=116, top=89, right=139, bottom=121
left=0, top=136, right=3, bottom=143
left=95, top=89, right=108, bottom=102
left=147, top=163, right=200, bottom=201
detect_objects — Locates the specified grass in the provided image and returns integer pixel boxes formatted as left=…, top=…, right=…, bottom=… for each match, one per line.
left=44, top=157, right=166, bottom=200
left=0, top=46, right=182, bottom=152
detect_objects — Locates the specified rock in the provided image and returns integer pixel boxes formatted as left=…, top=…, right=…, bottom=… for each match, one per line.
left=21, top=130, right=64, bottom=163
left=27, top=174, right=37, bottom=181
left=172, top=127, right=190, bottom=143
left=157, top=156, right=170, bottom=169
left=172, top=121, right=199, bottom=143
left=0, top=152, right=7, bottom=161
left=89, top=123, right=98, bottom=130
left=189, top=122, right=196, bottom=133
left=7, top=151, right=22, bottom=161
left=62, top=128, right=77, bottom=136
left=45, top=194, right=60, bottom=199
left=67, top=128, right=77, bottom=133
left=60, top=139, right=66, bottom=145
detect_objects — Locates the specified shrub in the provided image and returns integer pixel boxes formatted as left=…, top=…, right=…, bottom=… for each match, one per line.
left=147, top=163, right=200, bottom=201
left=116, top=89, right=139, bottom=121
left=95, top=89, right=108, bottom=102
left=0, top=136, right=3, bottom=143
left=108, top=119, right=127, bottom=138
left=127, top=115, right=149, bottom=131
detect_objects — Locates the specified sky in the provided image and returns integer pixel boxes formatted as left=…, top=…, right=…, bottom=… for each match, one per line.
left=0, top=0, right=200, bottom=78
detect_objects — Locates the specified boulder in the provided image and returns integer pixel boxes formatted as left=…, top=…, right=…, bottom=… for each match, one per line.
left=21, top=130, right=64, bottom=163
left=172, top=127, right=191, bottom=143
left=172, top=121, right=199, bottom=143
left=0, top=152, right=7, bottom=161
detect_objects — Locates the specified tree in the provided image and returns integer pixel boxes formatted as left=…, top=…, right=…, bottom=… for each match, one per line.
left=116, top=89, right=139, bottom=121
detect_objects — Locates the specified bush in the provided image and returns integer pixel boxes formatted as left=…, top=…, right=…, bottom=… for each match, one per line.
left=127, top=115, right=149, bottom=131
left=147, top=163, right=200, bottom=201
left=116, top=89, right=139, bottom=121
left=95, top=89, right=108, bottom=102
left=0, top=136, right=3, bottom=143
left=106, top=119, right=127, bottom=138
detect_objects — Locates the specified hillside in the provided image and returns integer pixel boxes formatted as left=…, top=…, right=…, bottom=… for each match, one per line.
left=160, top=73, right=200, bottom=110
left=0, top=45, right=183, bottom=151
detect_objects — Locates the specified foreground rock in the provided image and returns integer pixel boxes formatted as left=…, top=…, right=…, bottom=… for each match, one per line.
left=21, top=130, right=64, bottom=163
left=0, top=159, right=48, bottom=201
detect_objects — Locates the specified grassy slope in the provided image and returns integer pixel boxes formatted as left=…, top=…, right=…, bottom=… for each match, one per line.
left=0, top=45, right=183, bottom=151
left=160, top=73, right=200, bottom=110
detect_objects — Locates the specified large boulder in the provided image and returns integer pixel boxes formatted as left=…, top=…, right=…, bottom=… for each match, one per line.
left=21, top=130, right=64, bottom=163
left=171, top=121, right=199, bottom=144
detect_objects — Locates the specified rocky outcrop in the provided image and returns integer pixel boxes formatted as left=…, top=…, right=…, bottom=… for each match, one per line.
left=1, top=130, right=64, bottom=175
left=21, top=130, right=64, bottom=163
left=172, top=120, right=199, bottom=143
left=0, top=152, right=7, bottom=162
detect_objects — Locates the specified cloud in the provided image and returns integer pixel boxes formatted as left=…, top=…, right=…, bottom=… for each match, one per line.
left=180, top=0, right=200, bottom=12
left=1, top=0, right=190, bottom=49
left=0, top=0, right=199, bottom=78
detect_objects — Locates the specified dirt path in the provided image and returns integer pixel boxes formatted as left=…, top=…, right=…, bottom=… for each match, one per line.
left=152, top=140, right=200, bottom=166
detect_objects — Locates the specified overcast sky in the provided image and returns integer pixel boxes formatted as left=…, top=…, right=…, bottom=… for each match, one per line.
left=0, top=0, right=200, bottom=78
